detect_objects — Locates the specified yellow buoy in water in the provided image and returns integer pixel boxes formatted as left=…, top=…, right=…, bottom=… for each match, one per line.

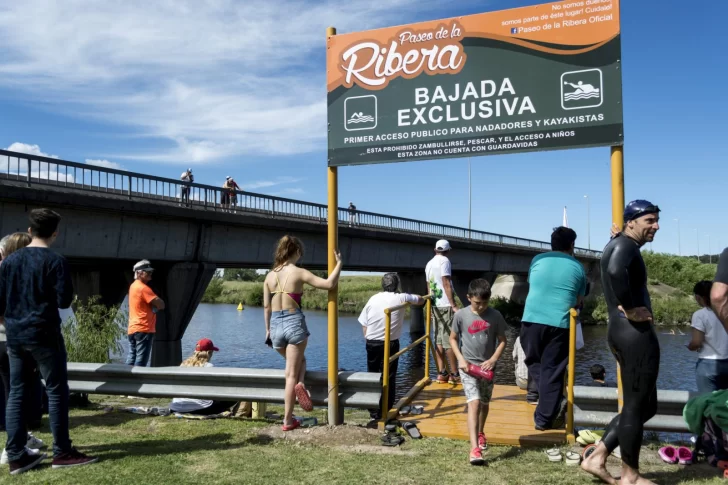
left=237, top=302, right=244, bottom=311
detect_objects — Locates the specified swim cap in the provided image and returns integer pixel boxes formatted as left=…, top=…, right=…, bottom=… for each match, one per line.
left=624, top=200, right=660, bottom=222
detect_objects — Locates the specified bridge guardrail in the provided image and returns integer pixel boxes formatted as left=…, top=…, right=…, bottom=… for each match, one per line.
left=66, top=363, right=382, bottom=409
left=0, top=149, right=602, bottom=259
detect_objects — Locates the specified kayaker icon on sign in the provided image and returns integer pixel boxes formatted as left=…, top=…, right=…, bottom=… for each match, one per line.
left=561, top=69, right=603, bottom=110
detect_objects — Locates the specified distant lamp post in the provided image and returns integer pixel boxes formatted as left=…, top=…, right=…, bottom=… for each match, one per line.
left=696, top=229, right=700, bottom=262
left=707, top=234, right=712, bottom=264
left=674, top=218, right=681, bottom=256
left=583, top=195, right=590, bottom=250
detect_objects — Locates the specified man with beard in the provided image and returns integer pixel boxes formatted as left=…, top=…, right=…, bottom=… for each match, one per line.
left=582, top=200, right=661, bottom=485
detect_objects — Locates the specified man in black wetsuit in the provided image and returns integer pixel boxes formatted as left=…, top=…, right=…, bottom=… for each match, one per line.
left=582, top=200, right=660, bottom=485
left=712, top=247, right=728, bottom=329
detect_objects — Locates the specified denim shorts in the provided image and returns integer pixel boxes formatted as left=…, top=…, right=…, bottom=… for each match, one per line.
left=270, top=309, right=310, bottom=349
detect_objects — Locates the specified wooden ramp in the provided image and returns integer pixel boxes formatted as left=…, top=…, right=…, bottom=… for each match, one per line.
left=399, top=382, right=566, bottom=447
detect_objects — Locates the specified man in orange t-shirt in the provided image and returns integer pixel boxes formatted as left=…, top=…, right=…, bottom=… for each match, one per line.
left=126, top=260, right=165, bottom=366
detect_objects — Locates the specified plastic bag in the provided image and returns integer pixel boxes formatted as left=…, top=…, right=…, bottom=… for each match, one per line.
left=576, top=321, right=585, bottom=350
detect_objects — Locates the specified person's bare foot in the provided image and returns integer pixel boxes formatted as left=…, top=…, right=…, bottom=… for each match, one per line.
left=581, top=453, right=617, bottom=485
left=619, top=476, right=656, bottom=485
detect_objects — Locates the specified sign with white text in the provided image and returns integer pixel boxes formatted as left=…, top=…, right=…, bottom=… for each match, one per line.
left=326, top=0, right=622, bottom=166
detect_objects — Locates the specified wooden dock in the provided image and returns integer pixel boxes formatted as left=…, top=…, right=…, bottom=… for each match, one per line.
left=399, top=382, right=566, bottom=446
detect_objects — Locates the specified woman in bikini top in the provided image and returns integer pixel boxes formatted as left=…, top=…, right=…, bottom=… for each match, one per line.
left=263, top=235, right=342, bottom=431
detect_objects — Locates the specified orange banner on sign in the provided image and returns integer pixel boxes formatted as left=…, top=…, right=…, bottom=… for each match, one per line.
left=327, top=0, right=620, bottom=93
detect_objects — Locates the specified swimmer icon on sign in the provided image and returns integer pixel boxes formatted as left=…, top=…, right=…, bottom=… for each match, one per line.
left=560, top=68, right=603, bottom=110
left=344, top=95, right=377, bottom=131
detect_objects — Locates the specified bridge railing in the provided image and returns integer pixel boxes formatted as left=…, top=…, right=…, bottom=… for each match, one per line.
left=0, top=149, right=602, bottom=258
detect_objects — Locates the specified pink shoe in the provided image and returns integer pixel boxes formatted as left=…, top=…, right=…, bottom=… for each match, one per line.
left=294, top=383, right=313, bottom=412
left=658, top=446, right=678, bottom=464
left=282, top=419, right=301, bottom=432
left=478, top=432, right=488, bottom=450
left=677, top=447, right=693, bottom=465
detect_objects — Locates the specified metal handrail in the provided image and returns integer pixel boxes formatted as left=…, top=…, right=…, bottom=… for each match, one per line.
left=0, top=149, right=602, bottom=259
left=381, top=295, right=436, bottom=425
left=566, top=308, right=577, bottom=442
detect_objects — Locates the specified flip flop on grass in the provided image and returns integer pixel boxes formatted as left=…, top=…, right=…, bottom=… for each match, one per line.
left=565, top=451, right=582, bottom=466
left=402, top=422, right=422, bottom=439
left=544, top=448, right=562, bottom=462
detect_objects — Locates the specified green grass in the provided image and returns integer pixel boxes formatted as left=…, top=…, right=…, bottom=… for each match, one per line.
left=2, top=395, right=723, bottom=484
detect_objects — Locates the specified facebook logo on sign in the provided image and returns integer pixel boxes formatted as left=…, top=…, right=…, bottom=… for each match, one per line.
left=511, top=27, right=518, bottom=34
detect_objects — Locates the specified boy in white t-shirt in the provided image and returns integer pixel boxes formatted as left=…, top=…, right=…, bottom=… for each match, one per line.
left=359, top=273, right=424, bottom=421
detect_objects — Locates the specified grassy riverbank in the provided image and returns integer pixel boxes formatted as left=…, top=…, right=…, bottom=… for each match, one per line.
left=202, top=276, right=382, bottom=314
left=3, top=395, right=722, bottom=485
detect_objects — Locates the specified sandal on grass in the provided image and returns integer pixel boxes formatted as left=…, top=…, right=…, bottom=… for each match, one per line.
left=381, top=434, right=405, bottom=447
left=545, top=448, right=562, bottom=462
left=565, top=451, right=582, bottom=466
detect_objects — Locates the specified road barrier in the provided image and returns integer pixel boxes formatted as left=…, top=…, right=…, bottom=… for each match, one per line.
left=573, top=385, right=693, bottom=433
left=66, top=363, right=382, bottom=410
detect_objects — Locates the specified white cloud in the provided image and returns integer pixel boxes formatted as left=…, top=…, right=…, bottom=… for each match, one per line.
left=0, top=0, right=466, bottom=163
left=5, top=142, right=58, bottom=159
left=2, top=142, right=71, bottom=182
left=270, top=188, right=305, bottom=197
left=242, top=176, right=304, bottom=191
left=85, top=159, right=122, bottom=170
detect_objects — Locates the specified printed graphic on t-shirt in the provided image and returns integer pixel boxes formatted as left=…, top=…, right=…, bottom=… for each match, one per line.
left=467, top=319, right=490, bottom=335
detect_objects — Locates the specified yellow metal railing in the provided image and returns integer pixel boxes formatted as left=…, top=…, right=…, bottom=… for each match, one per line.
left=381, top=296, right=436, bottom=425
left=566, top=308, right=577, bottom=443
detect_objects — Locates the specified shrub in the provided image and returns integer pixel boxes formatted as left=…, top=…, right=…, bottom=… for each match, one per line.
left=489, top=297, right=524, bottom=323
left=62, top=296, right=127, bottom=363
left=201, top=277, right=224, bottom=302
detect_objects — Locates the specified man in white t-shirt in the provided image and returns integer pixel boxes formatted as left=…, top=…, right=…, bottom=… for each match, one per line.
left=425, top=239, right=460, bottom=384
left=359, top=273, right=424, bottom=421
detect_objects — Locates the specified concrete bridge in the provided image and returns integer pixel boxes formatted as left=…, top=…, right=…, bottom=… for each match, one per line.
left=0, top=149, right=601, bottom=365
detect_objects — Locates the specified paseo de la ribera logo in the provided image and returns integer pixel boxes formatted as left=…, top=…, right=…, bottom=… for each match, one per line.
left=339, top=21, right=467, bottom=90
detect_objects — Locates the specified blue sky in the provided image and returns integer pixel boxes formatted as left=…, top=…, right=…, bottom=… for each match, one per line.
left=0, top=0, right=725, bottom=257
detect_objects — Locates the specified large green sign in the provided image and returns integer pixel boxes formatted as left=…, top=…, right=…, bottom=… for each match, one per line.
left=326, top=0, right=622, bottom=166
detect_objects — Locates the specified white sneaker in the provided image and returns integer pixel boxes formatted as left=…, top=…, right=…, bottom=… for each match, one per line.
left=27, top=433, right=46, bottom=450
left=1, top=447, right=41, bottom=465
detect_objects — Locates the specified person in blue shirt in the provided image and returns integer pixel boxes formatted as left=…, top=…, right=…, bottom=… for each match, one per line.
left=519, top=226, right=587, bottom=431
left=0, top=209, right=98, bottom=474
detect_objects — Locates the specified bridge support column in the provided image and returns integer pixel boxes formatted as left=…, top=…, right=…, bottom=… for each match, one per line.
left=490, top=274, right=529, bottom=304
left=451, top=271, right=498, bottom=307
left=149, top=262, right=217, bottom=367
left=398, top=272, right=427, bottom=335
left=70, top=263, right=132, bottom=308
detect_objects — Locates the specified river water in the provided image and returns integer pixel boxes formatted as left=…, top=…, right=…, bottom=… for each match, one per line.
left=119, top=304, right=698, bottom=401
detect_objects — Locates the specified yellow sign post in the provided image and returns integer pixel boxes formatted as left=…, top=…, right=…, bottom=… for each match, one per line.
left=611, top=145, right=625, bottom=411
left=327, top=25, right=341, bottom=426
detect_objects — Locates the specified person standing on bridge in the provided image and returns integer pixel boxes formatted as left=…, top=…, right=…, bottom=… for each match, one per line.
left=179, top=168, right=193, bottom=207
left=126, top=260, right=165, bottom=367
left=0, top=209, right=98, bottom=474
left=520, top=226, right=587, bottom=432
left=348, top=202, right=357, bottom=227
left=581, top=200, right=661, bottom=485
left=712, top=247, right=728, bottom=330
left=358, top=273, right=424, bottom=423
left=426, top=239, right=460, bottom=383
left=263, top=235, right=342, bottom=431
